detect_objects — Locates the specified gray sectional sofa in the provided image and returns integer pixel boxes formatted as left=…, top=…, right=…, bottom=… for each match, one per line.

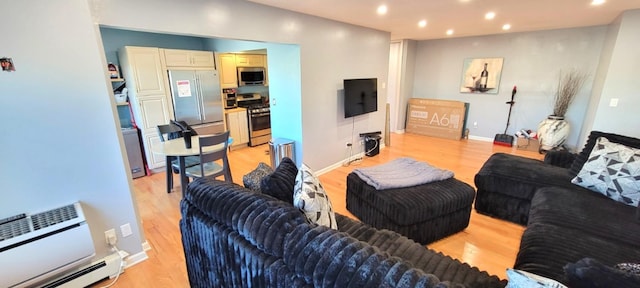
left=475, top=131, right=640, bottom=286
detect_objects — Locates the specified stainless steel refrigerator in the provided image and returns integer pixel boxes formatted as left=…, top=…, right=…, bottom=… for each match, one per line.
left=168, top=69, right=224, bottom=135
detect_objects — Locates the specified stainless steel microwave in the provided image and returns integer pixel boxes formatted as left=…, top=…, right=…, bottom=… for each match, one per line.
left=237, top=67, right=265, bottom=86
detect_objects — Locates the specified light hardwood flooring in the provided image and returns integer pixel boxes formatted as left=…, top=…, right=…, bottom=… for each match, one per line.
left=96, top=132, right=543, bottom=287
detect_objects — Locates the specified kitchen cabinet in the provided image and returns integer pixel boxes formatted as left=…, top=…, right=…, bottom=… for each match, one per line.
left=119, top=46, right=173, bottom=169
left=143, top=133, right=166, bottom=167
left=218, top=53, right=238, bottom=88
left=226, top=108, right=249, bottom=149
left=136, top=95, right=172, bottom=131
left=120, top=47, right=166, bottom=96
left=235, top=54, right=265, bottom=67
left=163, top=49, right=215, bottom=68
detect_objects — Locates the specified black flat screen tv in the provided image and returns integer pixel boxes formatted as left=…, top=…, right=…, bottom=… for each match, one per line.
left=344, top=78, right=378, bottom=118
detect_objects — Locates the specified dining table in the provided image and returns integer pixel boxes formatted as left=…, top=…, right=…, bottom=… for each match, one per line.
left=151, top=135, right=229, bottom=196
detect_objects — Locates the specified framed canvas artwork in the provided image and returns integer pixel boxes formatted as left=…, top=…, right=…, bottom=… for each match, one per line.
left=460, top=57, right=503, bottom=94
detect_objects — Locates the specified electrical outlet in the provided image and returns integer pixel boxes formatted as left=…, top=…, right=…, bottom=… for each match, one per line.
left=120, top=223, right=132, bottom=238
left=105, top=229, right=117, bottom=245
left=473, top=121, right=478, bottom=128
left=359, top=140, right=364, bottom=146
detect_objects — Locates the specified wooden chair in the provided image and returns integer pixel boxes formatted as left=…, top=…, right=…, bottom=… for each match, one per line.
left=184, top=131, right=232, bottom=182
left=157, top=123, right=201, bottom=193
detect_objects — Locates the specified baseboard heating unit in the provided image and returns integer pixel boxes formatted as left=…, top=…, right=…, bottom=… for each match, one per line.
left=0, top=202, right=96, bottom=287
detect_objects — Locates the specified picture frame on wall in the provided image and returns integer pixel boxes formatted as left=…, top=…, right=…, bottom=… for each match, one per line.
left=460, top=57, right=503, bottom=94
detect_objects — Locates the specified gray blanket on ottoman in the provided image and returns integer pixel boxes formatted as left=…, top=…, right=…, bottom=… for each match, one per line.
left=353, top=157, right=454, bottom=190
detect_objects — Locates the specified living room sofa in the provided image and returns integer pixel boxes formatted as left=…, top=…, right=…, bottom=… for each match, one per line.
left=180, top=178, right=506, bottom=287
left=474, top=131, right=640, bottom=285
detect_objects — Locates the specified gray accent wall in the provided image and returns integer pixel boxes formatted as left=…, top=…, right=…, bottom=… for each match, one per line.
left=100, top=28, right=207, bottom=68
left=411, top=26, right=607, bottom=149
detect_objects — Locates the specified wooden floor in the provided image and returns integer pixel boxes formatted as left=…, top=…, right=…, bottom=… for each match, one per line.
left=96, top=132, right=543, bottom=287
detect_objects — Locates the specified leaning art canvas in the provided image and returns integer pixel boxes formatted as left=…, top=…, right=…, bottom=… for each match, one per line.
left=460, top=57, right=503, bottom=94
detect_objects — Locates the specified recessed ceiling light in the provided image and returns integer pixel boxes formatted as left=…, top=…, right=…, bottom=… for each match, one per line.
left=418, top=20, right=427, bottom=28
left=591, top=0, right=606, bottom=6
left=446, top=29, right=454, bottom=36
left=377, top=5, right=388, bottom=15
left=485, top=12, right=496, bottom=20
left=502, top=24, right=511, bottom=30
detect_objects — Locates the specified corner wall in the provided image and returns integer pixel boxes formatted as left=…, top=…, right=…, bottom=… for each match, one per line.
left=582, top=9, right=640, bottom=141
left=0, top=0, right=144, bottom=264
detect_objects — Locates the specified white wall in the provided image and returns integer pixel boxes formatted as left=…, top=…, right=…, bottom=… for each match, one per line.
left=586, top=10, right=640, bottom=140
left=0, top=0, right=144, bottom=265
left=92, top=0, right=390, bottom=171
left=412, top=26, right=607, bottom=149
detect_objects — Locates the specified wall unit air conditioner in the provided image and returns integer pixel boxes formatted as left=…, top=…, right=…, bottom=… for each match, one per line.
left=0, top=202, right=96, bottom=287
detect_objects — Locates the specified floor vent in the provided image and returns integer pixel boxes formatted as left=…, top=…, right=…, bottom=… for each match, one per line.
left=41, top=253, right=122, bottom=288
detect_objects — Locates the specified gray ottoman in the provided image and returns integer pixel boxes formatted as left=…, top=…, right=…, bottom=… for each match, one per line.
left=346, top=172, right=476, bottom=245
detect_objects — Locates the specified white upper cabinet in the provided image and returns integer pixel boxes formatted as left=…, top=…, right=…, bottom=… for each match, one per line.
left=218, top=53, right=238, bottom=88
left=235, top=54, right=265, bottom=67
left=163, top=49, right=215, bottom=68
left=121, top=47, right=166, bottom=96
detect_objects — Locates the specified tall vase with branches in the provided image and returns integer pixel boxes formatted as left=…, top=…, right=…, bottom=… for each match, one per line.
left=538, top=69, right=589, bottom=152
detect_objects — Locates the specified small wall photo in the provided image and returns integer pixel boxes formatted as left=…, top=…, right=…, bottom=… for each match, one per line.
left=460, top=57, right=503, bottom=94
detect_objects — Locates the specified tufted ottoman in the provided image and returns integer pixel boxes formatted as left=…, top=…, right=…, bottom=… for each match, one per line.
left=346, top=172, right=476, bottom=245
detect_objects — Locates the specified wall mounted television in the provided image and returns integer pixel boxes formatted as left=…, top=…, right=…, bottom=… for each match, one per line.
left=344, top=78, right=378, bottom=118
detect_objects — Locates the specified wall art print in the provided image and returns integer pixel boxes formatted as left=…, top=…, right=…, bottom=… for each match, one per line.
left=460, top=57, right=503, bottom=94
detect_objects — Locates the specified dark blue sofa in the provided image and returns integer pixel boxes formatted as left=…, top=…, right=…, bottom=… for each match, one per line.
left=475, top=131, right=640, bottom=286
left=179, top=178, right=506, bottom=287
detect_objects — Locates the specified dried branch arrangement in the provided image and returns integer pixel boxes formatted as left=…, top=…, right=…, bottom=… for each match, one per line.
left=553, top=69, right=588, bottom=117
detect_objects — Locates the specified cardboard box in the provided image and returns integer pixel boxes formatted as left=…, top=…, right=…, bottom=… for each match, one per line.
left=405, top=98, right=468, bottom=140
left=516, top=137, right=540, bottom=152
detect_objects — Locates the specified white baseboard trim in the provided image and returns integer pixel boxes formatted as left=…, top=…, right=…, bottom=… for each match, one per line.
left=315, top=144, right=386, bottom=176
left=142, top=240, right=152, bottom=251
left=124, top=249, right=149, bottom=269
left=122, top=241, right=150, bottom=269
left=468, top=135, right=494, bottom=142
left=315, top=152, right=364, bottom=175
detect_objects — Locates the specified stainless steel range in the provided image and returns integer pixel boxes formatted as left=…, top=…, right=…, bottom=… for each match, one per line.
left=237, top=94, right=271, bottom=146
left=246, top=104, right=271, bottom=146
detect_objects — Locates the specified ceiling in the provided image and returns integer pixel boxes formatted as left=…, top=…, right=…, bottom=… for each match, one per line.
left=247, top=0, right=640, bottom=40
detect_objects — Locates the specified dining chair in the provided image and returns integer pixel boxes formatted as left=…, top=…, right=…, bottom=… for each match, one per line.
left=157, top=122, right=201, bottom=193
left=184, top=131, right=233, bottom=183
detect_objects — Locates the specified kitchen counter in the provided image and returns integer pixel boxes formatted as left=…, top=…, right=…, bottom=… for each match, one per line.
left=224, top=107, right=247, bottom=114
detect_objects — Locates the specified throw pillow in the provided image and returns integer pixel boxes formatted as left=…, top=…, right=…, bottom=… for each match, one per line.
left=615, top=263, right=640, bottom=276
left=293, top=164, right=338, bottom=229
left=260, top=157, right=298, bottom=204
left=242, top=162, right=273, bottom=192
left=571, top=137, right=640, bottom=207
left=506, top=269, right=567, bottom=288
left=565, top=258, right=640, bottom=288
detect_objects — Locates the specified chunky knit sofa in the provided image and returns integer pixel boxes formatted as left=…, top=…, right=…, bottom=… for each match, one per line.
left=180, top=178, right=506, bottom=287
left=474, top=131, right=640, bottom=286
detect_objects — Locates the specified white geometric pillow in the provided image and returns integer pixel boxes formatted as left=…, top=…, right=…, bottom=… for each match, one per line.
left=571, top=137, right=640, bottom=207
left=293, top=164, right=338, bottom=229
left=506, top=269, right=567, bottom=288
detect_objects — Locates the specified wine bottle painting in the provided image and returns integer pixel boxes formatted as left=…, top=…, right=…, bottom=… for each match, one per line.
left=460, top=57, right=503, bottom=94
